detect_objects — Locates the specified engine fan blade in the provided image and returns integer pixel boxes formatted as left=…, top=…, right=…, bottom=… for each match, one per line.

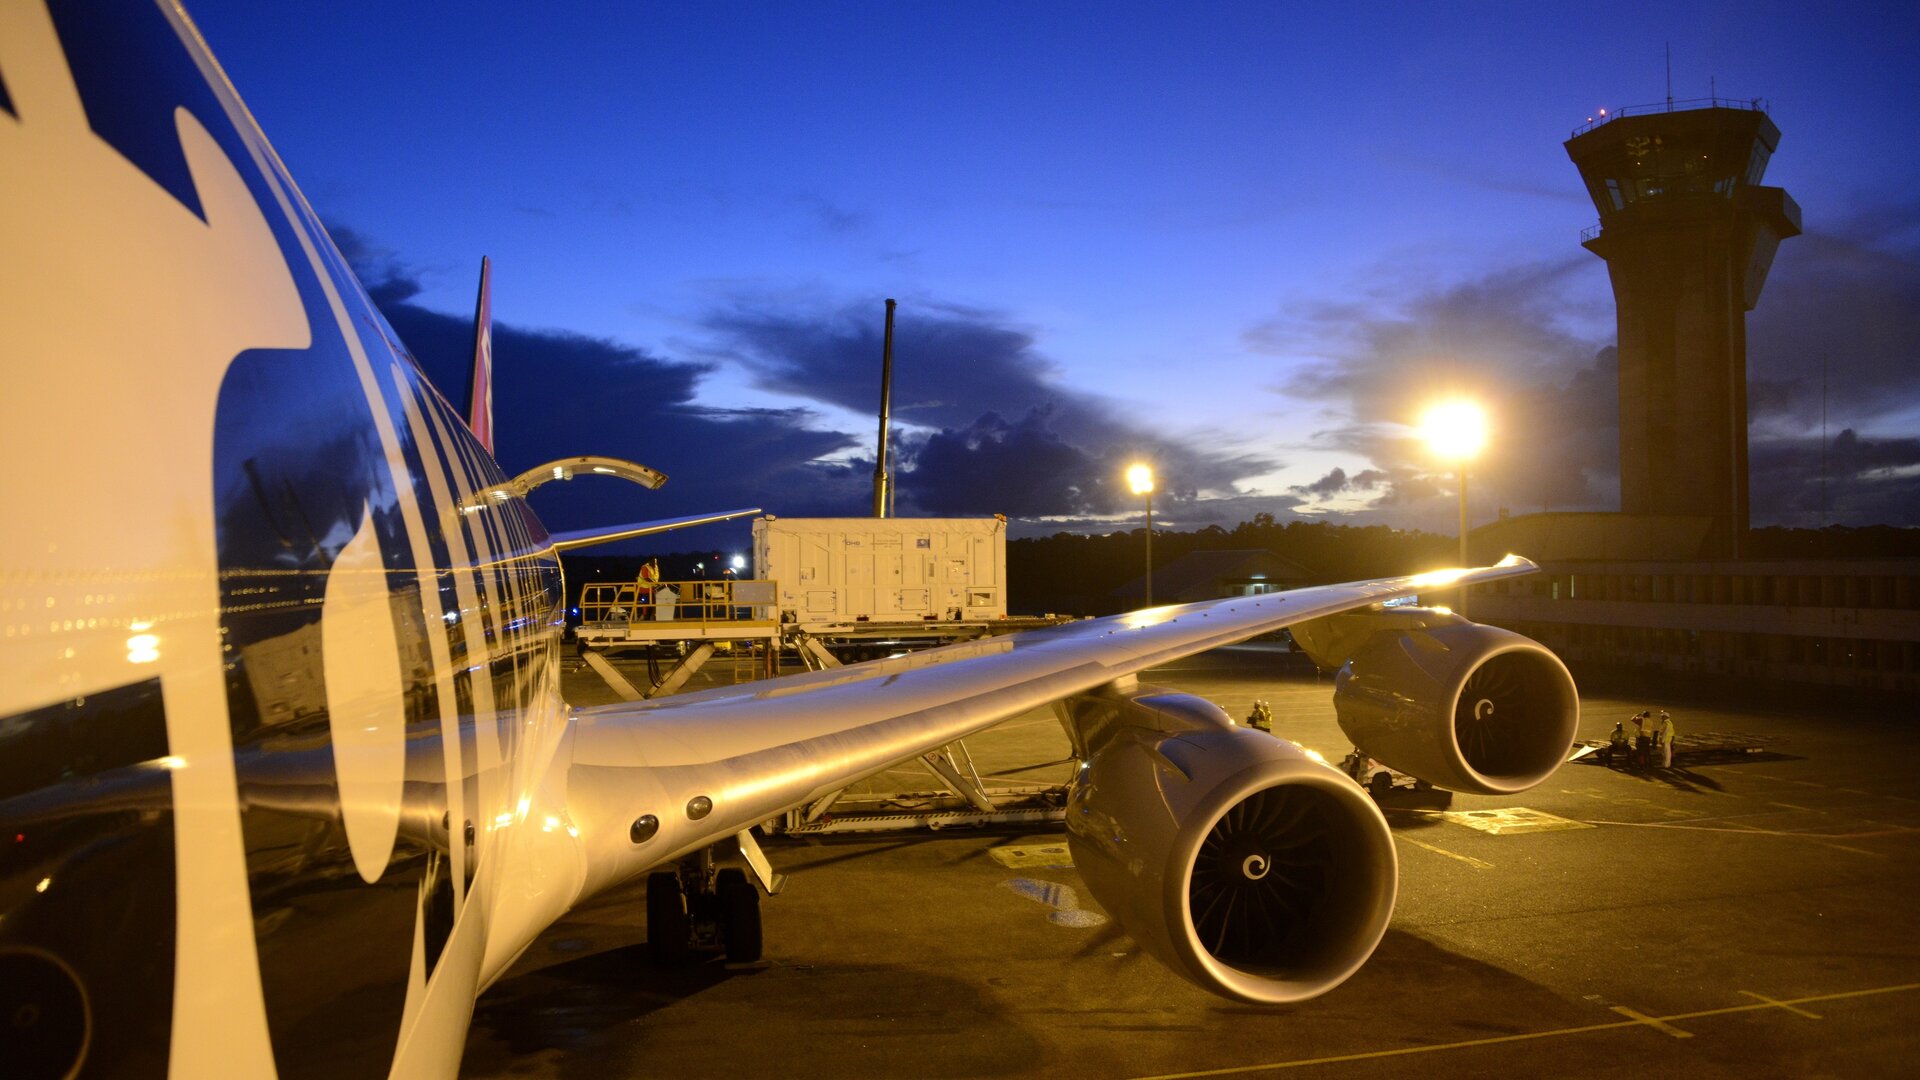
left=1189, top=786, right=1334, bottom=964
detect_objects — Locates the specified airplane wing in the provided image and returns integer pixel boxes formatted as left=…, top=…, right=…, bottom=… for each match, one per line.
left=507, top=555, right=1577, bottom=1008
left=547, top=507, right=763, bottom=550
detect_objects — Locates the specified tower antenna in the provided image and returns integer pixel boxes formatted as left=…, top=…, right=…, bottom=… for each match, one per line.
left=1665, top=43, right=1673, bottom=109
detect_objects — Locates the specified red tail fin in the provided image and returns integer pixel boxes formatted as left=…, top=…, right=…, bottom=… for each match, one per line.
left=465, top=257, right=494, bottom=452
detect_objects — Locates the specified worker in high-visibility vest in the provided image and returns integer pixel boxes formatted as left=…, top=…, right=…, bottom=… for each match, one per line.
left=1656, top=710, right=1676, bottom=768
left=1631, top=710, right=1653, bottom=767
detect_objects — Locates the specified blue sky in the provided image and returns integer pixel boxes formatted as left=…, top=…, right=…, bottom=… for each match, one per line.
left=186, top=1, right=1920, bottom=539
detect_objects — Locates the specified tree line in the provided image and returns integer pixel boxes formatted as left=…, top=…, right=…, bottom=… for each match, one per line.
left=560, top=520, right=1916, bottom=618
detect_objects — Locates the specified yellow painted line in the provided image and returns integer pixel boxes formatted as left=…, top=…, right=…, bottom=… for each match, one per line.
left=1122, top=983, right=1920, bottom=1079
left=1769, top=802, right=1815, bottom=812
left=1584, top=818, right=1913, bottom=842
left=1739, top=990, right=1820, bottom=1019
left=1611, top=1005, right=1693, bottom=1038
left=1396, top=835, right=1493, bottom=870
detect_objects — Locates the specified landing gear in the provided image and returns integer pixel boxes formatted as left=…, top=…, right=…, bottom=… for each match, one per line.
left=644, top=850, right=764, bottom=965
left=716, top=868, right=762, bottom=962
left=645, top=871, right=691, bottom=965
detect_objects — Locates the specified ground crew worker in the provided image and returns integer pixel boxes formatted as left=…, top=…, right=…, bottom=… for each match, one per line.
left=1607, top=721, right=1629, bottom=763
left=1632, top=710, right=1653, bottom=767
left=1656, top=710, right=1675, bottom=768
left=638, top=558, right=660, bottom=619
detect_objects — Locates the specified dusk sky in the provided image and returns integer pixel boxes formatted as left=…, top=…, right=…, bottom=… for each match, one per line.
left=187, top=1, right=1920, bottom=545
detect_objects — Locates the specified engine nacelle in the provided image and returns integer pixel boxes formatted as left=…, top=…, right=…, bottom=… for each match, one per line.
left=1327, top=610, right=1579, bottom=795
left=1060, top=682, right=1397, bottom=1004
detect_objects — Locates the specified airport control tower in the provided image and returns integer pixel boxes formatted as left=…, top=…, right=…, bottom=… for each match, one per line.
left=1567, top=101, right=1800, bottom=558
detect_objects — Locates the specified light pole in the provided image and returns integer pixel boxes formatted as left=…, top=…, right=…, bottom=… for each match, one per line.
left=1127, top=463, right=1155, bottom=608
left=1419, top=400, right=1488, bottom=615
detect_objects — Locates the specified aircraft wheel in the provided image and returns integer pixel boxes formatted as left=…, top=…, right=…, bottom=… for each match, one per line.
left=1369, top=772, right=1393, bottom=798
left=646, top=871, right=692, bottom=965
left=716, top=868, right=762, bottom=963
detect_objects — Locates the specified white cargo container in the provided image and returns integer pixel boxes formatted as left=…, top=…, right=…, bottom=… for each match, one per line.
left=752, top=516, right=1007, bottom=627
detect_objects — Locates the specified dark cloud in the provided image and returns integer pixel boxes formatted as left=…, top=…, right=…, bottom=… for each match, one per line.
left=1291, top=465, right=1438, bottom=507
left=1747, top=201, right=1920, bottom=429
left=903, top=407, right=1120, bottom=518
left=1255, top=197, right=1920, bottom=529
left=1290, top=466, right=1355, bottom=499
left=335, top=232, right=1280, bottom=543
left=703, top=298, right=1278, bottom=519
left=331, top=226, right=421, bottom=308
left=334, top=231, right=869, bottom=549
left=1256, top=258, right=1622, bottom=523
left=1751, top=428, right=1920, bottom=528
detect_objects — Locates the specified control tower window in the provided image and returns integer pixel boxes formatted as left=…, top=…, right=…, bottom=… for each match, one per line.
left=1604, top=178, right=1625, bottom=211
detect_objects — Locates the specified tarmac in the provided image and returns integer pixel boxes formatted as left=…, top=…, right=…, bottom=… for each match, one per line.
left=462, top=642, right=1919, bottom=1078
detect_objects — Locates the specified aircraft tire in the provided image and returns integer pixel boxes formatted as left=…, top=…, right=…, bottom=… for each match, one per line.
left=716, top=868, right=762, bottom=963
left=646, top=872, right=692, bottom=965
left=1369, top=771, right=1393, bottom=798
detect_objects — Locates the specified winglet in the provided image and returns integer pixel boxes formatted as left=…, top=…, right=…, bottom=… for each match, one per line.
left=464, top=256, right=495, bottom=452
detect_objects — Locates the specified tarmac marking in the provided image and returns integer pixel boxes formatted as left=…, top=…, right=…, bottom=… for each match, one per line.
left=1769, top=801, right=1816, bottom=812
left=1442, top=807, right=1592, bottom=835
left=1123, top=982, right=1920, bottom=1079
left=1738, top=990, right=1821, bottom=1019
left=1395, top=835, right=1493, bottom=870
left=1584, top=818, right=1907, bottom=844
left=999, top=877, right=1108, bottom=928
left=989, top=842, right=1076, bottom=870
left=1610, top=1005, right=1693, bottom=1038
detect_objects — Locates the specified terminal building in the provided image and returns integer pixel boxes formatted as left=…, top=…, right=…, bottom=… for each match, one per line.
left=1463, top=99, right=1918, bottom=700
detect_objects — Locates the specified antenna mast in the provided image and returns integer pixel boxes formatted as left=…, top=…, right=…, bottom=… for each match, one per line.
left=871, top=298, right=897, bottom=518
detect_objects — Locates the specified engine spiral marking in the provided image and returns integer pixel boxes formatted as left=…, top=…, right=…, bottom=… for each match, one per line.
left=1241, top=854, right=1270, bottom=880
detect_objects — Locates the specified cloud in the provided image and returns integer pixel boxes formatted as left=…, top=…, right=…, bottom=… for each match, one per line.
left=1253, top=193, right=1920, bottom=530
left=1255, top=258, right=1622, bottom=524
left=336, top=233, right=1281, bottom=541
left=1750, top=428, right=1920, bottom=528
left=1748, top=199, right=1920, bottom=431
left=702, top=298, right=1278, bottom=518
left=334, top=231, right=870, bottom=546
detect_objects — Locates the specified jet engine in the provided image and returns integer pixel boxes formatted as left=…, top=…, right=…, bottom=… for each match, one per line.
left=1299, top=607, right=1579, bottom=795
left=1060, top=683, right=1397, bottom=1004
